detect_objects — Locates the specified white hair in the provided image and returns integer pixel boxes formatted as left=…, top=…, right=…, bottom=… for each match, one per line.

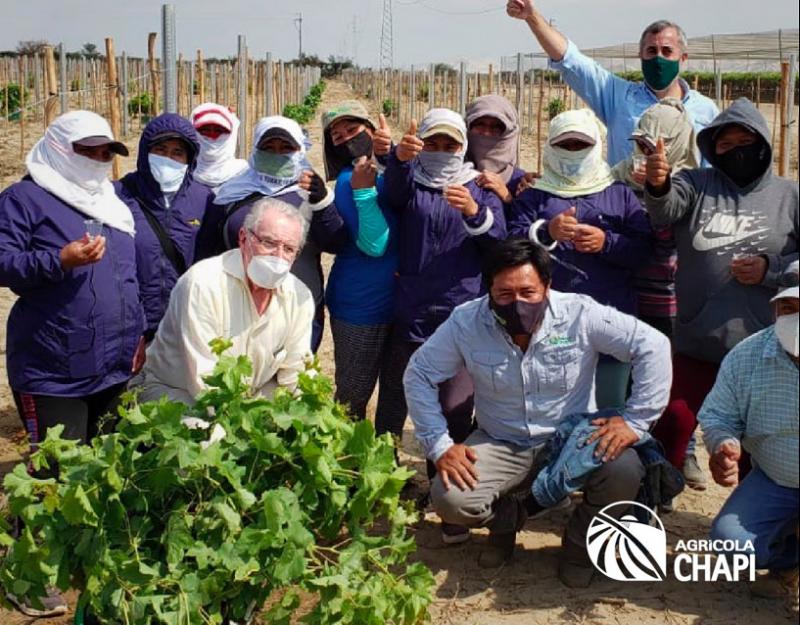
left=243, top=197, right=309, bottom=249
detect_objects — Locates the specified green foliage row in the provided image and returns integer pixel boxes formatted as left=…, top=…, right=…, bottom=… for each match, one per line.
left=0, top=83, right=27, bottom=119
left=0, top=340, right=434, bottom=624
left=282, top=81, right=326, bottom=126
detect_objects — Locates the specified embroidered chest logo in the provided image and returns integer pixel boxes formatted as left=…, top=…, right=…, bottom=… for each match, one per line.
left=548, top=335, right=574, bottom=346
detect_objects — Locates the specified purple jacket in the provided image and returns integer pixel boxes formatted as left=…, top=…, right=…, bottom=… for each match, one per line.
left=380, top=151, right=507, bottom=342
left=0, top=178, right=144, bottom=396
left=508, top=181, right=653, bottom=314
left=114, top=114, right=215, bottom=337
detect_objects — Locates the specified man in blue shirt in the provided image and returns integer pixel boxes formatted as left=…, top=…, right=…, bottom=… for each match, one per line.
left=698, top=278, right=799, bottom=616
left=404, top=239, right=671, bottom=587
left=506, top=0, right=719, bottom=165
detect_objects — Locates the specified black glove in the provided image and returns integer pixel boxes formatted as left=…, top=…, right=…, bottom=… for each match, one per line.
left=307, top=171, right=327, bottom=204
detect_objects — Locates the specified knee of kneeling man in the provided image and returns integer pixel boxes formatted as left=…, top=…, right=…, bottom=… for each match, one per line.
left=430, top=478, right=474, bottom=524
left=710, top=512, right=743, bottom=543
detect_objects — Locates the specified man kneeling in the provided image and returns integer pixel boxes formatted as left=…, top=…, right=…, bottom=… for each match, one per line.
left=136, top=197, right=315, bottom=404
left=403, top=238, right=671, bottom=586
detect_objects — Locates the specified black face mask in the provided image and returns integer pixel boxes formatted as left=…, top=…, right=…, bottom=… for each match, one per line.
left=490, top=298, right=549, bottom=336
left=716, top=140, right=770, bottom=187
left=331, top=130, right=373, bottom=163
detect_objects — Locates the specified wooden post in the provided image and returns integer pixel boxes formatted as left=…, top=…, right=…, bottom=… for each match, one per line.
left=43, top=46, right=58, bottom=127
left=537, top=68, right=545, bottom=173
left=19, top=56, right=26, bottom=160
left=197, top=49, right=205, bottom=102
left=148, top=33, right=159, bottom=116
left=105, top=38, right=122, bottom=180
left=428, top=63, right=434, bottom=110
left=772, top=85, right=780, bottom=150
left=488, top=63, right=494, bottom=93
left=778, top=58, right=796, bottom=177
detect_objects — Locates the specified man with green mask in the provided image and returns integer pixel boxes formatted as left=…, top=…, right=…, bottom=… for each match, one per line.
left=506, top=1, right=719, bottom=165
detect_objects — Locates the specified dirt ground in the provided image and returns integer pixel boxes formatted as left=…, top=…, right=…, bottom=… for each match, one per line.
left=0, top=80, right=795, bottom=625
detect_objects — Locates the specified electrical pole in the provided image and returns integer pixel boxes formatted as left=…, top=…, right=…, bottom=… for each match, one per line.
left=294, top=13, right=303, bottom=59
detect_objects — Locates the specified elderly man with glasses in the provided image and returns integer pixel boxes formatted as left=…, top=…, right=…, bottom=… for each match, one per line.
left=135, top=197, right=315, bottom=404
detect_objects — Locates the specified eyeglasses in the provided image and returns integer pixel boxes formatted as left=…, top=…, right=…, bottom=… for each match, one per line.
left=248, top=230, right=299, bottom=257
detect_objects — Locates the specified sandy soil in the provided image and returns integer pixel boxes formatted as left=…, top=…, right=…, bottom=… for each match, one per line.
left=0, top=80, right=794, bottom=625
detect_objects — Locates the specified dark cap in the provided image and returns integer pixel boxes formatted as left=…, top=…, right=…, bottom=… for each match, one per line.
left=550, top=130, right=596, bottom=147
left=257, top=127, right=301, bottom=150
left=73, top=135, right=129, bottom=156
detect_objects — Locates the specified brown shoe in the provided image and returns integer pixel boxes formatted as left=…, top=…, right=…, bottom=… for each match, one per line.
left=751, top=568, right=799, bottom=616
left=478, top=530, right=517, bottom=568
left=558, top=539, right=595, bottom=588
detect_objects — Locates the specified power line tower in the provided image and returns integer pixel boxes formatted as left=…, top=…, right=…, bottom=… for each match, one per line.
left=379, top=0, right=393, bottom=70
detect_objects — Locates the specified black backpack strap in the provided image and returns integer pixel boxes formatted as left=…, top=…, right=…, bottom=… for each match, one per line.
left=123, top=177, right=187, bottom=275
left=220, top=192, right=265, bottom=250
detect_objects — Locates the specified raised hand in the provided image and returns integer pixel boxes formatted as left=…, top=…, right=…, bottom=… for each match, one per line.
left=444, top=184, right=479, bottom=217
left=396, top=119, right=424, bottom=162
left=547, top=206, right=578, bottom=242
left=60, top=234, right=106, bottom=270
left=506, top=0, right=535, bottom=20
left=645, top=137, right=671, bottom=194
left=476, top=170, right=512, bottom=204
left=373, top=113, right=392, bottom=157
left=350, top=156, right=377, bottom=190
left=299, top=169, right=328, bottom=204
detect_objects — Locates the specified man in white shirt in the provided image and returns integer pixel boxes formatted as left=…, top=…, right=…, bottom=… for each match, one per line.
left=137, top=197, right=315, bottom=404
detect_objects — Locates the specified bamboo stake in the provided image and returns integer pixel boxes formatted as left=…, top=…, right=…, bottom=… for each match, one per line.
left=148, top=33, right=159, bottom=116
left=43, top=46, right=58, bottom=127
left=105, top=38, right=122, bottom=180
left=19, top=56, right=26, bottom=160
left=197, top=49, right=204, bottom=102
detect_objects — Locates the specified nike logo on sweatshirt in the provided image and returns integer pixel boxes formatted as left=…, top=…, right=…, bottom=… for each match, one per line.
left=692, top=212, right=771, bottom=251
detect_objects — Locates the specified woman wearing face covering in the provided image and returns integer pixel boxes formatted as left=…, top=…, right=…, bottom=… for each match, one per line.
left=611, top=98, right=699, bottom=339
left=190, top=102, right=249, bottom=191
left=0, top=112, right=145, bottom=614
left=321, top=101, right=399, bottom=421
left=201, top=115, right=346, bottom=352
left=509, top=108, right=653, bottom=411
left=466, top=94, right=531, bottom=208
left=114, top=113, right=215, bottom=341
left=378, top=109, right=506, bottom=537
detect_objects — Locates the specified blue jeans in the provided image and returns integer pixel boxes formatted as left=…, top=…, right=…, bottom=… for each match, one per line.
left=711, top=466, right=799, bottom=571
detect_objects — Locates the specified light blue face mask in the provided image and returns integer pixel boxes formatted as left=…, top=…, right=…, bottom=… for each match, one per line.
left=253, top=149, right=303, bottom=179
left=148, top=153, right=188, bottom=193
left=553, top=146, right=594, bottom=177
left=416, top=150, right=466, bottom=188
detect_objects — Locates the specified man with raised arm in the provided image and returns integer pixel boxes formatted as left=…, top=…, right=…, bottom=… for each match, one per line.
left=506, top=0, right=719, bottom=164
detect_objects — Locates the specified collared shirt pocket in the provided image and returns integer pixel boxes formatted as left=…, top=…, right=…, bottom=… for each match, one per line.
left=470, top=350, right=513, bottom=394
left=537, top=345, right=580, bottom=395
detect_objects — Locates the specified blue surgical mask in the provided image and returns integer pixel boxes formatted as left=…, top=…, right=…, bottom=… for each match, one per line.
left=148, top=153, right=188, bottom=193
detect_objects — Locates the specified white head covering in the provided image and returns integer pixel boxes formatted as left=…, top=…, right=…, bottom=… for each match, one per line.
left=413, top=108, right=479, bottom=189
left=190, top=102, right=249, bottom=188
left=534, top=109, right=615, bottom=199
left=214, top=116, right=311, bottom=205
left=25, top=110, right=135, bottom=235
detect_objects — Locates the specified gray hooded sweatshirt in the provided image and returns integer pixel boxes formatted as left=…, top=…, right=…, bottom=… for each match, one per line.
left=644, top=98, right=798, bottom=363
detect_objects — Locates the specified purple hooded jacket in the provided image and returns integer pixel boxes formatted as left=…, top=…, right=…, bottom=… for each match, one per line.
left=0, top=178, right=144, bottom=396
left=508, top=181, right=653, bottom=314
left=380, top=151, right=507, bottom=343
left=114, top=114, right=215, bottom=337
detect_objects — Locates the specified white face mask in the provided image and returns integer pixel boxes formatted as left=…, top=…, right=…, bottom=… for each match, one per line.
left=775, top=313, right=799, bottom=357
left=72, top=153, right=114, bottom=194
left=148, top=153, right=188, bottom=193
left=246, top=254, right=291, bottom=289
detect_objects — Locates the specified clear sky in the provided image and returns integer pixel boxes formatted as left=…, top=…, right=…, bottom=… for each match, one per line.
left=4, top=0, right=798, bottom=68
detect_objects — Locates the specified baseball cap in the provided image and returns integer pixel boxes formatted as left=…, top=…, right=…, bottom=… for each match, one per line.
left=192, top=107, right=234, bottom=133
left=550, top=130, right=596, bottom=147
left=257, top=127, right=301, bottom=150
left=419, top=123, right=464, bottom=144
left=771, top=261, right=799, bottom=302
left=73, top=135, right=129, bottom=156
left=322, top=101, right=376, bottom=132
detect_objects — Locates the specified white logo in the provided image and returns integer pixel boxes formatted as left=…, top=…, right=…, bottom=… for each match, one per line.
left=692, top=212, right=770, bottom=252
left=586, top=502, right=667, bottom=582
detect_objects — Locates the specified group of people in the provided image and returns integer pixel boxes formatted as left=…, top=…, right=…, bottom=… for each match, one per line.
left=0, top=0, right=797, bottom=617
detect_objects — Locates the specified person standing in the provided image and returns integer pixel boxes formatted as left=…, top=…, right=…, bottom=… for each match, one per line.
left=190, top=102, right=249, bottom=191
left=506, top=0, right=718, bottom=164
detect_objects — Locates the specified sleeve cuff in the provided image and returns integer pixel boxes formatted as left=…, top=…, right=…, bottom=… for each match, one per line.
left=463, top=206, right=494, bottom=236
left=530, top=219, right=558, bottom=251
left=309, top=187, right=335, bottom=211
left=427, top=433, right=456, bottom=463
left=353, top=187, right=378, bottom=203
left=548, top=39, right=578, bottom=69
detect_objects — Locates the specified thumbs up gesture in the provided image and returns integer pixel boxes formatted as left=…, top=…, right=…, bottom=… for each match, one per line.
left=645, top=137, right=671, bottom=195
left=710, top=440, right=741, bottom=487
left=373, top=113, right=392, bottom=157
left=396, top=119, right=424, bottom=162
left=548, top=206, right=578, bottom=242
